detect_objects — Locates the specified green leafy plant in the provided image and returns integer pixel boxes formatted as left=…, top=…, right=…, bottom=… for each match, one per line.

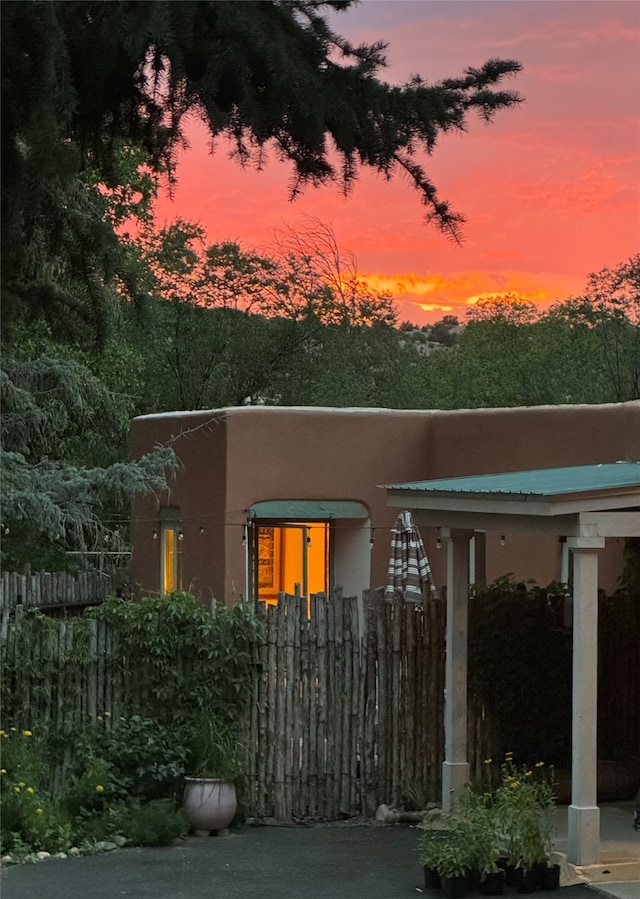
left=430, top=830, right=474, bottom=878
left=85, top=592, right=262, bottom=810
left=112, top=798, right=188, bottom=847
left=456, top=787, right=502, bottom=876
left=418, top=807, right=477, bottom=879
left=72, top=804, right=126, bottom=845
left=59, top=755, right=114, bottom=818
left=185, top=714, right=243, bottom=783
left=418, top=824, right=451, bottom=869
left=94, top=715, right=188, bottom=802
left=87, top=593, right=263, bottom=728
left=1, top=833, right=35, bottom=863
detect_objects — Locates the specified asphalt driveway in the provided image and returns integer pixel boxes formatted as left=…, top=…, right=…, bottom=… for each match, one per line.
left=0, top=822, right=612, bottom=899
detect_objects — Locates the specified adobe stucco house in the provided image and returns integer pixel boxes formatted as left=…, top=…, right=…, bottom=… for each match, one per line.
left=130, top=400, right=639, bottom=865
left=130, top=401, right=639, bottom=604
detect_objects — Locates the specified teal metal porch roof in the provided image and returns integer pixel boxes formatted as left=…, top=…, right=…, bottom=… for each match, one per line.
left=383, top=462, right=640, bottom=499
left=382, top=462, right=640, bottom=537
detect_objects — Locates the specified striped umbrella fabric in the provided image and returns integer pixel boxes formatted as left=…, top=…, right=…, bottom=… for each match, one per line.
left=384, top=511, right=436, bottom=604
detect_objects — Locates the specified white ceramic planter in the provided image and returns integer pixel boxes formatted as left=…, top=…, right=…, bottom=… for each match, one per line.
left=182, top=777, right=237, bottom=835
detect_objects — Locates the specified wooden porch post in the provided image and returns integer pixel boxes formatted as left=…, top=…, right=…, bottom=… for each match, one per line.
left=567, top=535, right=605, bottom=865
left=441, top=528, right=474, bottom=811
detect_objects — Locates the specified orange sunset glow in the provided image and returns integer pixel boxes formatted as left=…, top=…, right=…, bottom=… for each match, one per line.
left=153, top=1, right=640, bottom=326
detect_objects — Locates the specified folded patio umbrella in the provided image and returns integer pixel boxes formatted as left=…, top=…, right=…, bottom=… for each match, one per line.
left=384, top=510, right=436, bottom=604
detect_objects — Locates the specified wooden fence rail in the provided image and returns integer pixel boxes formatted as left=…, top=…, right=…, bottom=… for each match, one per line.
left=0, top=570, right=120, bottom=615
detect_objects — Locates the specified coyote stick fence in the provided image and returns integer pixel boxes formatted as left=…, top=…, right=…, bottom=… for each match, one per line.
left=2, top=587, right=637, bottom=821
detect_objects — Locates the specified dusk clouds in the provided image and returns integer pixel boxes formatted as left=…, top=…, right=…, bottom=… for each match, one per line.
left=153, top=1, right=640, bottom=324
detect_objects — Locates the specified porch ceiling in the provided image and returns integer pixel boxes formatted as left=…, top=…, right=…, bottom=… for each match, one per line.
left=382, top=462, right=640, bottom=538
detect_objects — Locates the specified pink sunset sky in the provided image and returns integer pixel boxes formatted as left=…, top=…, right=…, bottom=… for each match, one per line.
left=153, top=0, right=640, bottom=326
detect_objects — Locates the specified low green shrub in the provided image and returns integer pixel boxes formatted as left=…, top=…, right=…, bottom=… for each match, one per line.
left=72, top=804, right=126, bottom=844
left=96, top=715, right=188, bottom=802
left=73, top=797, right=187, bottom=847
left=114, top=798, right=188, bottom=847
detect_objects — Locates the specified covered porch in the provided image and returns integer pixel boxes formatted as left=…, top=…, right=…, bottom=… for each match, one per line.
left=384, top=462, right=640, bottom=866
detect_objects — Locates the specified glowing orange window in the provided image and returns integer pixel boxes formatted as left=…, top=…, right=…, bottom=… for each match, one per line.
left=254, top=522, right=329, bottom=607
left=161, top=523, right=183, bottom=595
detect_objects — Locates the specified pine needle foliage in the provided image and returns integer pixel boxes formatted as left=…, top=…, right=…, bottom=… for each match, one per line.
left=2, top=0, right=522, bottom=339
left=0, top=356, right=177, bottom=564
left=1, top=0, right=522, bottom=566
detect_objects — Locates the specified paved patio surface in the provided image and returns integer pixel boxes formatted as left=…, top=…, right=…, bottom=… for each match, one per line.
left=2, top=812, right=637, bottom=899
left=551, top=802, right=639, bottom=899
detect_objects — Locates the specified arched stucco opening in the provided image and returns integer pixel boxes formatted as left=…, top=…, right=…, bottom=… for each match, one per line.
left=247, top=500, right=370, bottom=604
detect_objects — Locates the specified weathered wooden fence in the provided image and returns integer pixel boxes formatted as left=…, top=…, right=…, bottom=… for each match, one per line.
left=2, top=587, right=638, bottom=820
left=243, top=590, right=447, bottom=820
left=0, top=607, right=124, bottom=735
left=0, top=589, right=450, bottom=816
left=0, top=569, right=121, bottom=616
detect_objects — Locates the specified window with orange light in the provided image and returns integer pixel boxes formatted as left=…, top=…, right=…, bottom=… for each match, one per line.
left=254, top=521, right=329, bottom=606
left=162, top=523, right=183, bottom=595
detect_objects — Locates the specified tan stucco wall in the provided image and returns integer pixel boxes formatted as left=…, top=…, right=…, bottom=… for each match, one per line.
left=223, top=407, right=435, bottom=597
left=426, top=402, right=639, bottom=477
left=130, top=410, right=228, bottom=600
left=132, top=407, right=435, bottom=600
left=130, top=402, right=639, bottom=603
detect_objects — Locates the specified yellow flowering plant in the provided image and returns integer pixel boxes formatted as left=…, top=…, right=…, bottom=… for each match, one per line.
left=0, top=726, right=48, bottom=796
left=0, top=727, right=72, bottom=855
left=59, top=755, right=113, bottom=818
left=419, top=754, right=557, bottom=889
left=492, top=754, right=556, bottom=872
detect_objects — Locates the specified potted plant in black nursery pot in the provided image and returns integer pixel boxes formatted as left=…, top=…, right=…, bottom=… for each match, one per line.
left=419, top=824, right=450, bottom=890
left=462, top=791, right=504, bottom=895
left=435, top=837, right=473, bottom=899
left=428, top=826, right=476, bottom=899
